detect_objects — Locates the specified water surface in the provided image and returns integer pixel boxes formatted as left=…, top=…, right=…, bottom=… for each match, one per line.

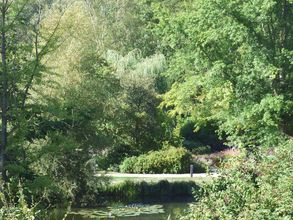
left=51, top=202, right=190, bottom=220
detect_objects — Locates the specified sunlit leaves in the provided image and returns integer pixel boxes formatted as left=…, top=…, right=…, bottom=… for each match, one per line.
left=156, top=0, right=292, bottom=148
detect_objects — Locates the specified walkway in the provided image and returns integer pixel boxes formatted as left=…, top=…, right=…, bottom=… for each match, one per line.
left=96, top=172, right=219, bottom=178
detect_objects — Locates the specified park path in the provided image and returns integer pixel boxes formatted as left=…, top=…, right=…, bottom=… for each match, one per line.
left=96, top=172, right=219, bottom=178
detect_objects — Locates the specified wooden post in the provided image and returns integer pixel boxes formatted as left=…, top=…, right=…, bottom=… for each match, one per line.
left=190, top=164, right=193, bottom=177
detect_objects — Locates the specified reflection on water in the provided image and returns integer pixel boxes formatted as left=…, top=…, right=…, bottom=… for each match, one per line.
left=50, top=202, right=190, bottom=220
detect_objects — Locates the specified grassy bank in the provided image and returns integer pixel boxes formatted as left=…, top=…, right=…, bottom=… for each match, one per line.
left=110, top=176, right=212, bottom=184
left=94, top=180, right=200, bottom=206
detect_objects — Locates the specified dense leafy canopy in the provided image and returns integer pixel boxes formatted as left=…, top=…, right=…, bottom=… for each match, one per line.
left=0, top=0, right=292, bottom=219
left=156, top=0, right=292, bottom=148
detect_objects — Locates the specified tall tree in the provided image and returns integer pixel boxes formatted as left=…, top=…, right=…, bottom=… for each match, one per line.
left=0, top=0, right=63, bottom=180
left=155, top=0, right=293, bottom=148
left=0, top=0, right=9, bottom=180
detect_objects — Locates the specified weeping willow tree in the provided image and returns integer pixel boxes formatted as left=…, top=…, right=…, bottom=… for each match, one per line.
left=95, top=50, right=171, bottom=169
left=105, top=49, right=165, bottom=89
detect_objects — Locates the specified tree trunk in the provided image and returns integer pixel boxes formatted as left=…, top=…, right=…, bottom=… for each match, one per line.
left=1, top=0, right=8, bottom=181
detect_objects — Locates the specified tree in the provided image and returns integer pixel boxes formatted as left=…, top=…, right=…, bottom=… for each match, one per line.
left=155, top=0, right=293, bottom=148
left=84, top=0, right=158, bottom=56
left=98, top=50, right=169, bottom=168
left=14, top=1, right=122, bottom=203
left=0, top=0, right=64, bottom=180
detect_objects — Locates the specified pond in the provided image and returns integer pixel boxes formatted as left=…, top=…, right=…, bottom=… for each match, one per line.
left=50, top=202, right=190, bottom=220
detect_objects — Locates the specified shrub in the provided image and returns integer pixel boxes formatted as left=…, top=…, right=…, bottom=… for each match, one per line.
left=0, top=184, right=42, bottom=220
left=181, top=140, right=293, bottom=220
left=118, top=156, right=137, bottom=173
left=119, top=147, right=193, bottom=174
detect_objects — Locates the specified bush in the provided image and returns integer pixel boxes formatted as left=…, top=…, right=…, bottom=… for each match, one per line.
left=119, top=147, right=192, bottom=174
left=181, top=140, right=293, bottom=220
left=0, top=184, right=42, bottom=220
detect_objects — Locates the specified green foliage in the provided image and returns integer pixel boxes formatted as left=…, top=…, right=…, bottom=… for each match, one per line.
left=181, top=140, right=293, bottom=220
left=155, top=0, right=293, bottom=148
left=97, top=50, right=171, bottom=169
left=183, top=141, right=212, bottom=155
left=0, top=183, right=42, bottom=220
left=85, top=0, right=158, bottom=56
left=180, top=121, right=226, bottom=152
left=28, top=133, right=106, bottom=207
left=98, top=180, right=199, bottom=203
left=4, top=0, right=169, bottom=208
left=1, top=0, right=292, bottom=216
left=119, top=147, right=194, bottom=174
